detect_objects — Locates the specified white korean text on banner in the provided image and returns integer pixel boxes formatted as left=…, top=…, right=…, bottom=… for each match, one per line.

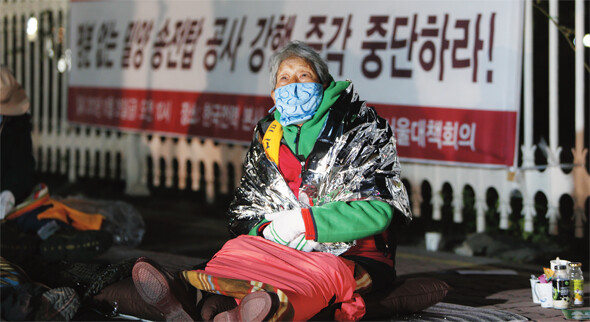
left=68, top=0, right=523, bottom=167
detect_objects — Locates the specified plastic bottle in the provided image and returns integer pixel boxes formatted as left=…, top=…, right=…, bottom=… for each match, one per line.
left=552, top=264, right=570, bottom=309
left=568, top=262, right=584, bottom=307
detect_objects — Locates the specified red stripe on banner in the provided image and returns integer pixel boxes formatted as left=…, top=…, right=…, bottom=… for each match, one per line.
left=68, top=87, right=517, bottom=166
left=67, top=86, right=273, bottom=142
left=372, top=103, right=517, bottom=166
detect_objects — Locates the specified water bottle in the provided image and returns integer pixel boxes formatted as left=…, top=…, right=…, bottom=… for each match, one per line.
left=569, top=262, right=584, bottom=307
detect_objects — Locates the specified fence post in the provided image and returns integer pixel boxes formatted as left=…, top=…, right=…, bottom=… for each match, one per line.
left=411, top=183, right=422, bottom=217
left=498, top=195, right=510, bottom=230
left=475, top=197, right=486, bottom=233
left=453, top=190, right=462, bottom=223
left=572, top=0, right=588, bottom=239
left=124, top=133, right=150, bottom=196
left=522, top=199, right=535, bottom=233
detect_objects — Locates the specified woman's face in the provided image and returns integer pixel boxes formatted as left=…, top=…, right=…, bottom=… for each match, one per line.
left=271, top=56, right=319, bottom=103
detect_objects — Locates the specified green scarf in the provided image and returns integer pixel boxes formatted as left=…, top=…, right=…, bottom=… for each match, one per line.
left=275, top=80, right=350, bottom=159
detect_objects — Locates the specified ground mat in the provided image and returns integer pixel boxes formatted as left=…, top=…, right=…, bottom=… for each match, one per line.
left=393, top=302, right=529, bottom=321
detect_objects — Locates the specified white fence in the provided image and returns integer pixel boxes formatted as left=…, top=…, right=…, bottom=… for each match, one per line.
left=1, top=0, right=587, bottom=240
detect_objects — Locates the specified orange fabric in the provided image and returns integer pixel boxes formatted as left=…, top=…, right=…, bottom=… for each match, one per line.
left=5, top=194, right=49, bottom=220
left=188, top=235, right=364, bottom=321
left=36, top=200, right=104, bottom=230
left=4, top=184, right=50, bottom=220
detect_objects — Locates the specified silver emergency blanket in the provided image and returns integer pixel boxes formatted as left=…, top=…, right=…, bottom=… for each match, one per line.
left=228, top=82, right=412, bottom=256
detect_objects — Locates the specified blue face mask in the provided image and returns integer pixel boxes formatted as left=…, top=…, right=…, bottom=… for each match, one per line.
left=273, top=82, right=323, bottom=126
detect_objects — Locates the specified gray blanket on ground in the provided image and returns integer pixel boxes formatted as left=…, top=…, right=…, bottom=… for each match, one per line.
left=394, top=302, right=528, bottom=321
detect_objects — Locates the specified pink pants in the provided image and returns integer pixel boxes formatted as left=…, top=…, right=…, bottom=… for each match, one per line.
left=184, top=235, right=366, bottom=321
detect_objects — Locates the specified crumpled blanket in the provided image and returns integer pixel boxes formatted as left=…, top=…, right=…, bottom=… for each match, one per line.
left=228, top=82, right=412, bottom=255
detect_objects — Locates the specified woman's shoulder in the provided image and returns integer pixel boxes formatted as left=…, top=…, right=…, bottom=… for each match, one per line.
left=254, top=113, right=276, bottom=133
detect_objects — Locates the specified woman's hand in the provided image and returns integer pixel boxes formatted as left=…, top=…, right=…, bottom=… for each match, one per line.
left=262, top=209, right=305, bottom=245
left=287, top=234, right=319, bottom=252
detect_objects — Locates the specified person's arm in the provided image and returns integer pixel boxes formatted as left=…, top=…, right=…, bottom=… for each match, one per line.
left=227, top=117, right=279, bottom=237
left=247, top=219, right=269, bottom=236
left=227, top=189, right=268, bottom=237
left=261, top=199, right=393, bottom=245
left=307, top=200, right=393, bottom=243
left=0, top=115, right=36, bottom=204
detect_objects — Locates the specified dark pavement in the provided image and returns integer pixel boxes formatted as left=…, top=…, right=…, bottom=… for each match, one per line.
left=40, top=174, right=590, bottom=321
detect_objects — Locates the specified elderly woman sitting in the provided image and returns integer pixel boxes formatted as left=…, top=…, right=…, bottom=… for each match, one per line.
left=130, top=41, right=447, bottom=321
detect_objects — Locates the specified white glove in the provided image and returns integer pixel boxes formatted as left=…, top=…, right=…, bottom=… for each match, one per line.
left=263, top=208, right=305, bottom=245
left=287, top=234, right=319, bottom=252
